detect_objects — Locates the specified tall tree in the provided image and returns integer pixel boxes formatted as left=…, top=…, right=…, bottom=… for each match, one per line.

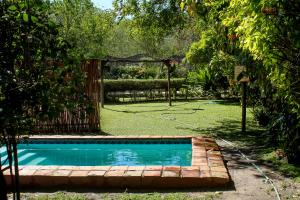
left=113, top=0, right=197, bottom=58
left=52, top=0, right=114, bottom=58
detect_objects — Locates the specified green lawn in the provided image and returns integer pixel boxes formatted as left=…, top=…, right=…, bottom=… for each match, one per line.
left=101, top=100, right=261, bottom=137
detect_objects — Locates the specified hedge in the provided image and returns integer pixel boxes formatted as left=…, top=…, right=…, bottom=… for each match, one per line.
left=104, top=79, right=186, bottom=91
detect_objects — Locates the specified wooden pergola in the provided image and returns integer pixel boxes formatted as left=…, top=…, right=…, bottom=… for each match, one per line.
left=99, top=55, right=183, bottom=107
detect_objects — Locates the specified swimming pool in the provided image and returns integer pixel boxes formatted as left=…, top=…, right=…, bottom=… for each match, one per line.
left=2, top=136, right=230, bottom=189
left=1, top=139, right=192, bottom=166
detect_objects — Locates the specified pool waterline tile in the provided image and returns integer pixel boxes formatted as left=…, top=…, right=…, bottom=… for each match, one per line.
left=4, top=136, right=230, bottom=189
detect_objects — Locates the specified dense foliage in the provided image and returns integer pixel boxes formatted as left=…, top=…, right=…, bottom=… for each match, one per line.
left=52, top=0, right=114, bottom=58
left=0, top=0, right=91, bottom=199
left=186, top=0, right=300, bottom=164
left=112, top=0, right=198, bottom=58
left=0, top=0, right=90, bottom=137
left=105, top=64, right=188, bottom=79
left=225, top=0, right=299, bottom=164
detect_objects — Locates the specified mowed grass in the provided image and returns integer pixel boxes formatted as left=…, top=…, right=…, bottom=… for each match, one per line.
left=25, top=192, right=219, bottom=200
left=101, top=100, right=261, bottom=136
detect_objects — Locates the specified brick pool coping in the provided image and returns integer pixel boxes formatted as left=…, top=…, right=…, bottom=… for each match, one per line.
left=4, top=136, right=230, bottom=189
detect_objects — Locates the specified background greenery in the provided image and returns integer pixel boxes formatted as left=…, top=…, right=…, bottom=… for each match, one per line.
left=104, top=79, right=186, bottom=91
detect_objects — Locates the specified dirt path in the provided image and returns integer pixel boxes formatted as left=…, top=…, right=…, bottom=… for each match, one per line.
left=217, top=140, right=300, bottom=200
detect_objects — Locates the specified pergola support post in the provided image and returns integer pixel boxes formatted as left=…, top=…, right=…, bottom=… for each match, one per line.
left=165, top=60, right=172, bottom=106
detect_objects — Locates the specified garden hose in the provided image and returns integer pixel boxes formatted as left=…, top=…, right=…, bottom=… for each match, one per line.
left=216, top=137, right=281, bottom=200
left=158, top=108, right=282, bottom=200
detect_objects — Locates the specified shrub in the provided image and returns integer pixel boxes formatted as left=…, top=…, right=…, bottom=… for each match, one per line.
left=104, top=78, right=186, bottom=91
left=253, top=106, right=270, bottom=127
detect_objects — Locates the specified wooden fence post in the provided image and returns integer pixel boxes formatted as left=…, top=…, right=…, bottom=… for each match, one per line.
left=242, top=82, right=247, bottom=133
left=100, top=60, right=104, bottom=108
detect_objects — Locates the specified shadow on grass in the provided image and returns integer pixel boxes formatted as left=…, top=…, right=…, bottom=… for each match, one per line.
left=175, top=118, right=266, bottom=146
left=104, top=107, right=171, bottom=114
left=176, top=118, right=300, bottom=180
left=104, top=107, right=204, bottom=114
left=110, top=101, right=192, bottom=107
left=209, top=100, right=240, bottom=106
left=100, top=131, right=112, bottom=136
left=104, top=99, right=204, bottom=106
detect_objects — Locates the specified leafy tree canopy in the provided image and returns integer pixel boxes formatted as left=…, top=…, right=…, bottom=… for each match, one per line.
left=52, top=0, right=115, bottom=58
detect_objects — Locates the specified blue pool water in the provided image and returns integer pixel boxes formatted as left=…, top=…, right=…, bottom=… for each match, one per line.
left=0, top=139, right=192, bottom=166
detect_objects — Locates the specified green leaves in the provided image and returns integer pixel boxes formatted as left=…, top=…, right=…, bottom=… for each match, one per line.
left=180, top=2, right=186, bottom=11
left=8, top=5, right=17, bottom=11
left=31, top=15, right=38, bottom=23
left=22, top=13, right=28, bottom=22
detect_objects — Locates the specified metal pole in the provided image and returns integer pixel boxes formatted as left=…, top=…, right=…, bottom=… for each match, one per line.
left=242, top=82, right=247, bottom=132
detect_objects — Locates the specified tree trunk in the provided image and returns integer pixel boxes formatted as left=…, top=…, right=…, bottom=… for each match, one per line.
left=12, top=135, right=20, bottom=200
left=0, top=169, right=8, bottom=200
left=0, top=138, right=8, bottom=200
left=7, top=135, right=15, bottom=200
